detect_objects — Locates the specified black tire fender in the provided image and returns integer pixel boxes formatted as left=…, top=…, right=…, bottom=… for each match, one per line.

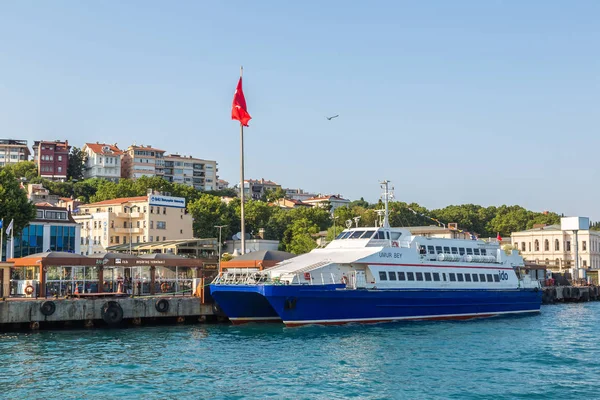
left=40, top=301, right=56, bottom=316
left=155, top=298, right=170, bottom=313
left=102, top=301, right=124, bottom=325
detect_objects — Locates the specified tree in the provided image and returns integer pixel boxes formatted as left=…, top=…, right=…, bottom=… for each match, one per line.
left=67, top=147, right=87, bottom=181
left=187, top=194, right=233, bottom=239
left=0, top=167, right=37, bottom=239
left=262, top=187, right=287, bottom=203
left=283, top=218, right=319, bottom=254
left=3, top=161, right=38, bottom=181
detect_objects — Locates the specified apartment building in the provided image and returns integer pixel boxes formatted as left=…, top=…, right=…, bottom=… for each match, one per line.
left=73, top=193, right=193, bottom=254
left=304, top=195, right=351, bottom=211
left=82, top=142, right=123, bottom=181
left=120, top=144, right=166, bottom=179
left=0, top=139, right=30, bottom=167
left=164, top=154, right=218, bottom=191
left=33, top=140, right=70, bottom=181
left=243, top=179, right=282, bottom=200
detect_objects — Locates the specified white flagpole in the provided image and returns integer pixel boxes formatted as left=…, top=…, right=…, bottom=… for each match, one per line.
left=239, top=65, right=246, bottom=255
left=10, top=220, right=13, bottom=259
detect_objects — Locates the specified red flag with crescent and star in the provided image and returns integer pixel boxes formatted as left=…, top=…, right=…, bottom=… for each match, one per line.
left=231, top=77, right=251, bottom=126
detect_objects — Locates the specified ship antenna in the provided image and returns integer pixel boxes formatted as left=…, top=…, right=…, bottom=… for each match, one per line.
left=380, top=180, right=394, bottom=228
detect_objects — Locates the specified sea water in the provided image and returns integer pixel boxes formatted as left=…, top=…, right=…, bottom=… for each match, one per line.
left=1, top=303, right=600, bottom=399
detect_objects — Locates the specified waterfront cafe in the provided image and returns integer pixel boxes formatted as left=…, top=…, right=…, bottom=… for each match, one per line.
left=7, top=252, right=218, bottom=298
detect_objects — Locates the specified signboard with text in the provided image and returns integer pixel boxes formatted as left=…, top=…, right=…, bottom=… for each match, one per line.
left=149, top=195, right=186, bottom=209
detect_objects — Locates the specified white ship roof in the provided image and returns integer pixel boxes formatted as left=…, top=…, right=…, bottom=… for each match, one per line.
left=265, top=247, right=381, bottom=275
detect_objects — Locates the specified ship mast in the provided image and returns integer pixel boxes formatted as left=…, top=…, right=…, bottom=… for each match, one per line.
left=380, top=180, right=393, bottom=228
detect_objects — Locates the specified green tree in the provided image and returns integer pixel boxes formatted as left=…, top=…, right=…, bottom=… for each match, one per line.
left=3, top=161, right=38, bottom=181
left=187, top=194, right=233, bottom=239
left=261, top=187, right=288, bottom=203
left=0, top=167, right=37, bottom=239
left=67, top=147, right=87, bottom=181
left=284, top=218, right=319, bottom=254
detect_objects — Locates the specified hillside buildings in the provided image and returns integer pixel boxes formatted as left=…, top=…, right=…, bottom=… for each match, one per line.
left=243, top=179, right=282, bottom=200
left=164, top=154, right=218, bottom=191
left=304, top=195, right=350, bottom=211
left=82, top=143, right=123, bottom=181
left=0, top=139, right=30, bottom=167
left=120, top=144, right=166, bottom=179
left=33, top=140, right=70, bottom=181
left=73, top=193, right=193, bottom=254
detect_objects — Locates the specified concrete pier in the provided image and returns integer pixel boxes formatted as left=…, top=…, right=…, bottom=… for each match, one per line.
left=542, top=286, right=599, bottom=304
left=0, top=296, right=216, bottom=330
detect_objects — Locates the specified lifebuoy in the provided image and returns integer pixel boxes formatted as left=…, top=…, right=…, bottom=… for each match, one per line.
left=102, top=301, right=124, bottom=325
left=341, top=276, right=348, bottom=285
left=25, top=285, right=34, bottom=296
left=155, top=298, right=170, bottom=313
left=160, top=282, right=171, bottom=293
left=40, top=301, right=56, bottom=316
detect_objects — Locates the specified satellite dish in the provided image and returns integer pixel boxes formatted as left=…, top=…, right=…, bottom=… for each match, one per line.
left=232, top=232, right=241, bottom=240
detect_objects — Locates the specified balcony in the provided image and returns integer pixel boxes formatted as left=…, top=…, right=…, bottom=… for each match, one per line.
left=115, top=211, right=144, bottom=219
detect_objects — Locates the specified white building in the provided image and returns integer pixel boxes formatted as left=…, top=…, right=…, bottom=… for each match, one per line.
left=164, top=154, right=218, bottom=191
left=83, top=143, right=123, bottom=182
left=510, top=217, right=600, bottom=273
left=304, top=195, right=351, bottom=211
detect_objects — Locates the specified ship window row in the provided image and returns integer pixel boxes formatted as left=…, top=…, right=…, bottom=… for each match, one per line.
left=428, top=245, right=486, bottom=256
left=379, top=271, right=500, bottom=283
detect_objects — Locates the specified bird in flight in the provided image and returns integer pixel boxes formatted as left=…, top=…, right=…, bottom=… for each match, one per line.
left=326, top=115, right=339, bottom=120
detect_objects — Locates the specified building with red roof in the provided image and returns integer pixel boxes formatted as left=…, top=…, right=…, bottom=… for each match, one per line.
left=83, top=142, right=124, bottom=182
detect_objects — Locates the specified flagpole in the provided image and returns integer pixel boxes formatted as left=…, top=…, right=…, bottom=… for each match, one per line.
left=239, top=66, right=246, bottom=255
left=0, top=218, right=4, bottom=262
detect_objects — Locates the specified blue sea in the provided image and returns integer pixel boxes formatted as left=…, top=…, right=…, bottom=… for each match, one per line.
left=1, top=303, right=599, bottom=399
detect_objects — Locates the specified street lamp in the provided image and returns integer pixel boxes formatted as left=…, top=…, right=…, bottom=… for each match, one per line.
left=214, top=225, right=227, bottom=271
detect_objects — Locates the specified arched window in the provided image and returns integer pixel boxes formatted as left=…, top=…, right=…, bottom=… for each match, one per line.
left=544, top=239, right=549, bottom=251
left=555, top=258, right=560, bottom=268
left=534, top=240, right=540, bottom=252
left=545, top=258, right=550, bottom=266
left=555, top=239, right=560, bottom=251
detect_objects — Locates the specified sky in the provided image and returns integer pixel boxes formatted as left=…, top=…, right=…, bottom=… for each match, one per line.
left=1, top=1, right=599, bottom=219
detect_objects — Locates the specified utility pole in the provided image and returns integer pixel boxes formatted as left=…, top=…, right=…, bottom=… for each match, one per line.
left=215, top=225, right=227, bottom=271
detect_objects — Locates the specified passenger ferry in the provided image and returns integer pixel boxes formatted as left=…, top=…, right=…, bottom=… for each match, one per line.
left=210, top=181, right=542, bottom=327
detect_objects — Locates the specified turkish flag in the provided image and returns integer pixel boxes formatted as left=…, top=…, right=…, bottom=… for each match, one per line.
left=231, top=77, right=252, bottom=126
left=497, top=233, right=502, bottom=242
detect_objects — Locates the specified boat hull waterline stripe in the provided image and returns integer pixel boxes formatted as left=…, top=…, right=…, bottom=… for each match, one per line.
left=283, top=309, right=540, bottom=326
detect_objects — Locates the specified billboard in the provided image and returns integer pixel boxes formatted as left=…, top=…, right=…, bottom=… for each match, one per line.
left=560, top=217, right=590, bottom=231
left=149, top=195, right=186, bottom=209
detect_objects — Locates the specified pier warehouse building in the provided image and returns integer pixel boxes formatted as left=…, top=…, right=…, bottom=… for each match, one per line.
left=73, top=193, right=193, bottom=255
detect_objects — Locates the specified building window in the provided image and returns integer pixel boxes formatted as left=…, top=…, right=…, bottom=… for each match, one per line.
left=124, top=221, right=128, bottom=228
left=180, top=229, right=183, bottom=234
left=58, top=155, right=62, bottom=161
left=528, top=242, right=531, bottom=252
left=521, top=242, right=526, bottom=252
left=149, top=236, right=153, bottom=242
left=583, top=241, right=587, bottom=251
left=150, top=221, right=154, bottom=229
left=156, top=221, right=166, bottom=229
left=583, top=260, right=587, bottom=267
left=137, top=221, right=140, bottom=228
left=534, top=240, right=540, bottom=252
left=150, top=206, right=154, bottom=214
left=110, top=237, right=114, bottom=244
left=566, top=241, right=571, bottom=251
left=544, top=239, right=549, bottom=251
left=555, top=259, right=560, bottom=268
left=555, top=239, right=560, bottom=251
left=163, top=207, right=167, bottom=214
left=115, top=236, right=120, bottom=244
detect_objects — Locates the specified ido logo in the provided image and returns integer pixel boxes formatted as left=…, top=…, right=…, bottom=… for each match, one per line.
left=498, top=271, right=509, bottom=281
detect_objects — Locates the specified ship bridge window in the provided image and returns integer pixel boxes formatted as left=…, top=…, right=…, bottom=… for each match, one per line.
left=390, top=232, right=402, bottom=240
left=338, top=231, right=353, bottom=239
left=459, top=248, right=466, bottom=255
left=388, top=271, right=397, bottom=281
left=379, top=271, right=388, bottom=281
left=407, top=272, right=415, bottom=281
left=349, top=230, right=367, bottom=239
left=465, top=274, right=472, bottom=282
left=474, top=249, right=481, bottom=255
left=433, top=273, right=440, bottom=281
left=451, top=247, right=458, bottom=254
left=374, top=231, right=386, bottom=240
left=336, top=231, right=348, bottom=239
left=466, top=248, right=473, bottom=255
left=435, top=246, right=443, bottom=254
left=398, top=272, right=406, bottom=280
left=443, top=246, right=450, bottom=253
left=480, top=249, right=487, bottom=256
left=427, top=245, right=435, bottom=254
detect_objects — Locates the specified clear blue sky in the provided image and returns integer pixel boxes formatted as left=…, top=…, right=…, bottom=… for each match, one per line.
left=1, top=1, right=599, bottom=219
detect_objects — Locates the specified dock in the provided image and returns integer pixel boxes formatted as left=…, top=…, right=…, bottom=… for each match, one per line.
left=541, top=286, right=600, bottom=304
left=0, top=295, right=220, bottom=331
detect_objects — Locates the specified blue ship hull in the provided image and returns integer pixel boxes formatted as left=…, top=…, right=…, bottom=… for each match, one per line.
left=209, top=284, right=280, bottom=323
left=210, top=284, right=542, bottom=326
